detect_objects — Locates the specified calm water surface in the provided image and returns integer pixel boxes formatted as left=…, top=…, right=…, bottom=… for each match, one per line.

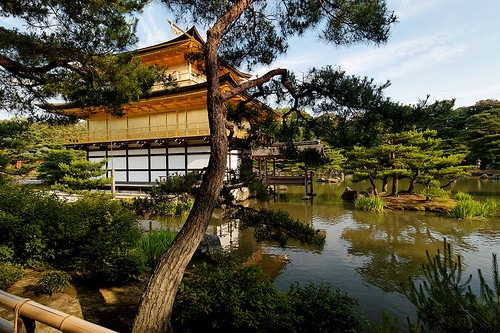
left=205, top=178, right=500, bottom=329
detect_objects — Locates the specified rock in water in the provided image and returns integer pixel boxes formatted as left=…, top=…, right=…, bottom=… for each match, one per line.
left=196, top=234, right=222, bottom=257
left=341, top=187, right=358, bottom=201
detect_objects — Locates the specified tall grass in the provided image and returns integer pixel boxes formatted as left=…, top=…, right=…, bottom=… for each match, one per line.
left=455, top=191, right=474, bottom=201
left=138, top=229, right=177, bottom=270
left=481, top=198, right=498, bottom=216
left=451, top=199, right=482, bottom=219
left=451, top=192, right=500, bottom=219
left=354, top=195, right=385, bottom=212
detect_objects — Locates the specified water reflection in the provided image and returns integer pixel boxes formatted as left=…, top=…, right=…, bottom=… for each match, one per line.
left=220, top=179, right=500, bottom=328
left=155, top=178, right=500, bottom=329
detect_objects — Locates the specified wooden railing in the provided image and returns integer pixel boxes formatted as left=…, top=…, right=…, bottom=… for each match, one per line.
left=64, top=122, right=210, bottom=144
left=0, top=290, right=117, bottom=333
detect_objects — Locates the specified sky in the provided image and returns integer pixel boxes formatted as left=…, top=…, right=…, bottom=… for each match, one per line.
left=136, top=0, right=500, bottom=108
left=1, top=0, right=499, bottom=118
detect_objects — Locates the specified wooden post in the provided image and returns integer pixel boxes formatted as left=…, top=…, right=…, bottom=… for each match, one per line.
left=309, top=170, right=314, bottom=195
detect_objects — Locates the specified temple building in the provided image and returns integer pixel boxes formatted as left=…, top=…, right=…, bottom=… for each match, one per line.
left=55, top=27, right=255, bottom=189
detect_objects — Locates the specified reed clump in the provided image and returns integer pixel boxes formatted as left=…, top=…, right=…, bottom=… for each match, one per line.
left=138, top=229, right=178, bottom=270
left=451, top=191, right=499, bottom=219
left=354, top=195, right=384, bottom=212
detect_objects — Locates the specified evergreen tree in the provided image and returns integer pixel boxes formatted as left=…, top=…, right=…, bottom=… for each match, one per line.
left=54, top=159, right=111, bottom=191
left=132, top=1, right=397, bottom=332
left=344, top=129, right=472, bottom=196
left=463, top=100, right=500, bottom=169
left=0, top=119, right=32, bottom=179
left=344, top=145, right=385, bottom=196
left=404, top=240, right=500, bottom=332
left=0, top=0, right=168, bottom=118
left=37, top=149, right=76, bottom=184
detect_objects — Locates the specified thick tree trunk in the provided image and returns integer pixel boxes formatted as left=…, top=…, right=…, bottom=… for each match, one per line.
left=382, top=177, right=388, bottom=193
left=407, top=173, right=419, bottom=193
left=391, top=174, right=398, bottom=196
left=390, top=149, right=398, bottom=196
left=368, top=176, right=378, bottom=196
left=131, top=26, right=228, bottom=333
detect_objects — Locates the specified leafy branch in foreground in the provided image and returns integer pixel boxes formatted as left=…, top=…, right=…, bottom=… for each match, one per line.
left=403, top=240, right=500, bottom=332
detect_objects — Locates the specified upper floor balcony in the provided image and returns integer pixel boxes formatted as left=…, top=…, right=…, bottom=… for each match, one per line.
left=64, top=122, right=210, bottom=145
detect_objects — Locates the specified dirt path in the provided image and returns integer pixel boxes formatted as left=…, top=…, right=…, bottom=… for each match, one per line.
left=1, top=269, right=145, bottom=332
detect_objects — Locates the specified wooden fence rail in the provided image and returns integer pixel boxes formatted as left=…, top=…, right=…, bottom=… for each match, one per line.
left=0, top=290, right=117, bottom=333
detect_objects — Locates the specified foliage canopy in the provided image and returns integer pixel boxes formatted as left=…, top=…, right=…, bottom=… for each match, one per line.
left=0, top=0, right=168, bottom=117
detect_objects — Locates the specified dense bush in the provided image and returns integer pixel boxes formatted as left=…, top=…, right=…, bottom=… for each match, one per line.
left=0, top=183, right=66, bottom=264
left=128, top=173, right=198, bottom=218
left=237, top=207, right=325, bottom=247
left=287, top=282, right=363, bottom=333
left=421, top=179, right=450, bottom=200
left=0, top=245, right=24, bottom=289
left=154, top=200, right=193, bottom=217
left=0, top=245, right=14, bottom=263
left=237, top=163, right=271, bottom=201
left=26, top=270, right=72, bottom=296
left=0, top=183, right=145, bottom=285
left=0, top=262, right=24, bottom=290
left=67, top=194, right=145, bottom=284
left=172, top=256, right=363, bottom=333
left=172, top=257, right=294, bottom=333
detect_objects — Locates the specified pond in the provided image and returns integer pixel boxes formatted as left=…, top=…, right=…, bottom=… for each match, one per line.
left=206, top=177, right=500, bottom=330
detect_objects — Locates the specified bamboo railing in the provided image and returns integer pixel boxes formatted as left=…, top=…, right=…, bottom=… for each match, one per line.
left=0, top=290, right=117, bottom=333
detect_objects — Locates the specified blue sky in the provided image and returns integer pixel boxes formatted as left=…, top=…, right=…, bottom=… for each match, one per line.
left=1, top=0, right=498, bottom=114
left=137, top=0, right=500, bottom=108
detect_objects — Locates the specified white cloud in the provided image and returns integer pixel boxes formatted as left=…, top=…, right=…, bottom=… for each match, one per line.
left=136, top=4, right=173, bottom=48
left=338, top=31, right=468, bottom=79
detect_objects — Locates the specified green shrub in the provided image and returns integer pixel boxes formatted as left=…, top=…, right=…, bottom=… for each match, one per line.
left=287, top=282, right=363, bottom=333
left=69, top=194, right=145, bottom=284
left=0, top=184, right=146, bottom=284
left=155, top=200, right=193, bottom=217
left=0, top=262, right=24, bottom=289
left=172, top=256, right=364, bottom=333
left=172, top=257, right=291, bottom=333
left=0, top=183, right=64, bottom=264
left=238, top=208, right=326, bottom=247
left=355, top=195, right=385, bottom=212
left=34, top=270, right=71, bottom=296
left=0, top=245, right=14, bottom=263
left=238, top=163, right=271, bottom=201
left=138, top=229, right=177, bottom=270
left=421, top=180, right=450, bottom=200
left=130, top=197, right=194, bottom=218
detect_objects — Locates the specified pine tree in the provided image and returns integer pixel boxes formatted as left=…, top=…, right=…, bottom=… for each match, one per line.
left=404, top=240, right=500, bottom=332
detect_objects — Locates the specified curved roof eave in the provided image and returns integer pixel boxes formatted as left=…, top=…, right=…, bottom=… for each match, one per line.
left=137, top=26, right=252, bottom=80
left=136, top=26, right=205, bottom=55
